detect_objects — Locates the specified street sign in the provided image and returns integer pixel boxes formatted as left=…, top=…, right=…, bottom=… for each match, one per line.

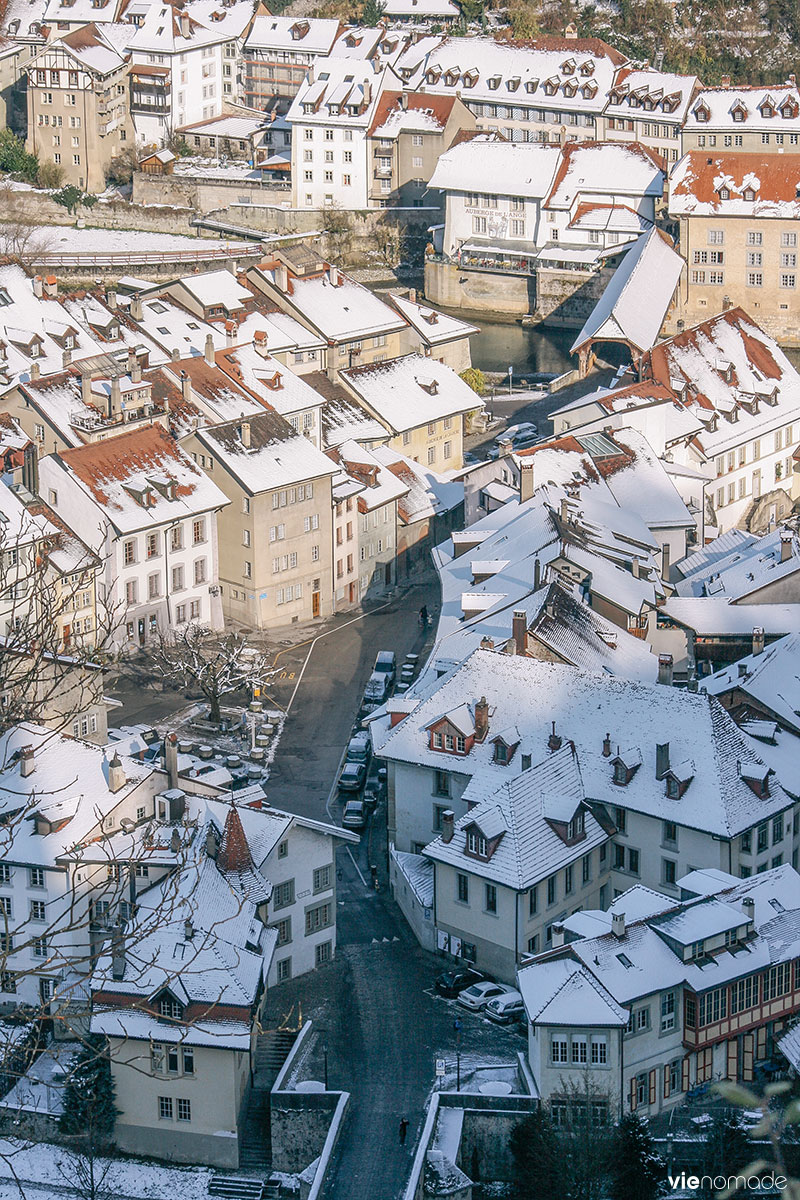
left=435, top=1059, right=446, bottom=1077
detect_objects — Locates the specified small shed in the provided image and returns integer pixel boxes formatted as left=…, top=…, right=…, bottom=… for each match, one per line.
left=138, top=148, right=176, bottom=176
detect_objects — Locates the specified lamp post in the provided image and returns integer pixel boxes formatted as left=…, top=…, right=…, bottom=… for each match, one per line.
left=507, top=365, right=513, bottom=397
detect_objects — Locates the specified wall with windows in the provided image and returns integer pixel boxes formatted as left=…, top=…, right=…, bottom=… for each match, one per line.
left=387, top=758, right=472, bottom=854
left=530, top=1022, right=625, bottom=1118
left=107, top=1035, right=249, bottom=1167
left=291, top=119, right=370, bottom=209
left=358, top=498, right=397, bottom=601
left=262, top=820, right=337, bottom=987
left=673, top=214, right=800, bottom=347
left=389, top=412, right=464, bottom=473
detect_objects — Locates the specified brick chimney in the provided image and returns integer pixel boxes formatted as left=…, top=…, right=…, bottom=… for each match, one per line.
left=602, top=732, right=612, bottom=758
left=611, top=911, right=625, bottom=938
left=111, top=931, right=127, bottom=980
left=62, top=349, right=72, bottom=369
left=43, top=275, right=57, bottom=298
left=656, top=742, right=670, bottom=779
left=442, top=809, right=455, bottom=843
left=657, top=653, right=673, bottom=687
left=780, top=530, right=793, bottom=563
left=106, top=287, right=117, bottom=310
left=512, top=609, right=527, bottom=656
left=164, top=731, right=179, bottom=790
left=130, top=295, right=143, bottom=321
left=520, top=463, right=535, bottom=503
left=108, top=751, right=126, bottom=793
left=721, top=73, right=731, bottom=88
left=661, top=543, right=670, bottom=581
left=752, top=626, right=765, bottom=656
left=204, top=333, right=215, bottom=365
left=180, top=370, right=192, bottom=407
left=480, top=635, right=495, bottom=650
left=474, top=696, right=489, bottom=741
left=548, top=722, right=562, bottom=752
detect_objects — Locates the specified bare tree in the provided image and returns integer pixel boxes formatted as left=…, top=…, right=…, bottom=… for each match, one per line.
left=153, top=625, right=273, bottom=723
left=0, top=183, right=55, bottom=271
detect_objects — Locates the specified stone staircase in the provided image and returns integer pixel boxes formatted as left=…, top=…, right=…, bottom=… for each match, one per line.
left=253, top=1028, right=298, bottom=1091
left=238, top=1087, right=272, bottom=1171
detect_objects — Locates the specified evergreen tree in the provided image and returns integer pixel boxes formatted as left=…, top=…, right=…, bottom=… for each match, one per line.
left=510, top=1107, right=566, bottom=1200
left=608, top=1113, right=664, bottom=1200
left=59, top=1035, right=117, bottom=1144
left=361, top=0, right=385, bottom=25
left=700, top=1107, right=752, bottom=1192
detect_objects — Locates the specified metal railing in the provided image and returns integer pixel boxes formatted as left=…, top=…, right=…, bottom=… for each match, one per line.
left=33, top=244, right=266, bottom=266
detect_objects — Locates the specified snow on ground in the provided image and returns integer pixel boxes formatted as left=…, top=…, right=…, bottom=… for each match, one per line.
left=0, top=1138, right=211, bottom=1200
left=35, top=228, right=248, bottom=256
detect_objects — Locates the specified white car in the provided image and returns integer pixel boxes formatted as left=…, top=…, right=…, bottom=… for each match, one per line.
left=485, top=989, right=525, bottom=1024
left=456, top=980, right=514, bottom=1012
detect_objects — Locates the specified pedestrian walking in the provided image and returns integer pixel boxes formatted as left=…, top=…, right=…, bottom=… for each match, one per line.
left=419, top=605, right=428, bottom=628
left=399, top=1117, right=409, bottom=1146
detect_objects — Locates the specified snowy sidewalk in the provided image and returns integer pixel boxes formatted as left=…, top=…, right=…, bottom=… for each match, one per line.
left=0, top=1139, right=211, bottom=1200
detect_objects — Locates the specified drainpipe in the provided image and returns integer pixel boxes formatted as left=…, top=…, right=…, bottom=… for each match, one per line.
left=163, top=521, right=174, bottom=629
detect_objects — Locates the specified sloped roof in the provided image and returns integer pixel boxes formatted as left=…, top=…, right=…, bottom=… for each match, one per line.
left=671, top=151, right=800, bottom=218
left=702, top=633, right=800, bottom=734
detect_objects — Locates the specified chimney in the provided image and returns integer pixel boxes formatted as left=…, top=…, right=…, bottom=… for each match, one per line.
left=780, top=530, right=793, bottom=563
left=184, top=918, right=194, bottom=941
left=81, top=370, right=94, bottom=407
left=363, top=80, right=371, bottom=106
left=30, top=362, right=40, bottom=381
left=108, top=751, right=126, bottom=793
left=657, top=653, right=674, bottom=687
left=111, top=933, right=126, bottom=980
left=533, top=558, right=541, bottom=591
left=130, top=295, right=143, bottom=321
left=43, top=275, right=57, bottom=298
left=164, top=732, right=179, bottom=790
left=721, top=73, right=731, bottom=88
left=180, top=370, right=192, bottom=406
left=752, top=626, right=765, bottom=656
left=180, top=9, right=190, bottom=37
left=611, top=911, right=625, bottom=939
left=62, top=349, right=72, bottom=369
left=480, top=635, right=495, bottom=650
left=661, top=543, right=670, bottom=581
left=474, top=696, right=489, bottom=741
left=240, top=420, right=251, bottom=449
left=32, top=275, right=43, bottom=299
left=789, top=73, right=797, bottom=86
left=442, top=809, right=455, bottom=843
left=548, top=722, right=562, bottom=753
left=226, top=320, right=238, bottom=348
left=170, top=828, right=181, bottom=854
left=512, top=609, right=527, bottom=656
left=171, top=348, right=180, bottom=363
left=551, top=922, right=565, bottom=948
left=520, top=463, right=535, bottom=503
left=401, top=90, right=409, bottom=109
left=106, top=288, right=117, bottom=311
left=408, top=287, right=416, bottom=303
left=656, top=742, right=670, bottom=780
left=253, top=329, right=269, bottom=357
left=126, top=347, right=136, bottom=375
left=602, top=732, right=612, bottom=758
left=110, top=375, right=121, bottom=417
left=19, top=746, right=35, bottom=777
left=274, top=263, right=289, bottom=292
left=204, top=333, right=215, bottom=365
left=632, top=557, right=641, bottom=579
left=742, top=895, right=755, bottom=921
left=559, top=496, right=569, bottom=522
left=738, top=662, right=748, bottom=678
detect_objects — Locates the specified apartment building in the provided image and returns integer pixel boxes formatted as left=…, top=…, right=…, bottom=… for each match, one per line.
left=365, top=90, right=476, bottom=207
left=598, top=67, right=699, bottom=163
left=26, top=23, right=132, bottom=192
left=682, top=82, right=800, bottom=155
left=242, top=15, right=340, bottom=110
left=518, top=865, right=800, bottom=1119
left=39, top=424, right=228, bottom=649
left=390, top=291, right=477, bottom=372
left=371, top=650, right=799, bottom=972
left=127, top=0, right=253, bottom=142
left=182, top=410, right=337, bottom=629
left=330, top=438, right=409, bottom=601
left=669, top=151, right=800, bottom=344
left=338, top=353, right=481, bottom=471
left=287, top=57, right=387, bottom=208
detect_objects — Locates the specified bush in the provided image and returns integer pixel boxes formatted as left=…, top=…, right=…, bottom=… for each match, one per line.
left=52, top=185, right=97, bottom=215
left=0, top=130, right=39, bottom=183
left=37, top=160, right=64, bottom=189
left=460, top=367, right=486, bottom=396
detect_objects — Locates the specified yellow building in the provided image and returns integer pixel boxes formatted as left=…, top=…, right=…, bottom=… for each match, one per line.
left=669, top=151, right=800, bottom=345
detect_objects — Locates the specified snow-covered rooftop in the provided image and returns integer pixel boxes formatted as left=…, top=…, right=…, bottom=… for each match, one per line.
left=341, top=353, right=483, bottom=434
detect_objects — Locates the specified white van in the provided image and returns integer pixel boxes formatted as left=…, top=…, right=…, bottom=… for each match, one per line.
left=485, top=989, right=524, bottom=1025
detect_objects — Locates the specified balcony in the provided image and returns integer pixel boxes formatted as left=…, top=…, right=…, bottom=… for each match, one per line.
left=374, top=166, right=392, bottom=180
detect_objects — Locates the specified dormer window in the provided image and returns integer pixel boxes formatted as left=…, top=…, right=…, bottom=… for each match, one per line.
left=466, top=829, right=487, bottom=857
left=446, top=733, right=465, bottom=753
left=743, top=187, right=756, bottom=201
left=718, top=186, right=730, bottom=200
left=494, top=742, right=508, bottom=764
left=487, top=74, right=501, bottom=90
left=760, top=102, right=775, bottom=118
left=611, top=748, right=642, bottom=786
left=567, top=811, right=585, bottom=840
left=433, top=731, right=443, bottom=749
left=614, top=761, right=627, bottom=785
left=544, top=77, right=558, bottom=96
left=444, top=69, right=460, bottom=87
left=507, top=76, right=520, bottom=92
left=563, top=79, right=577, bottom=97
left=463, top=70, right=478, bottom=88
left=580, top=60, right=594, bottom=75
left=560, top=58, right=575, bottom=74
left=780, top=99, right=798, bottom=118
left=525, top=79, right=538, bottom=94
left=732, top=105, right=747, bottom=122
left=694, top=103, right=710, bottom=123
left=158, top=993, right=183, bottom=1020
left=666, top=776, right=680, bottom=799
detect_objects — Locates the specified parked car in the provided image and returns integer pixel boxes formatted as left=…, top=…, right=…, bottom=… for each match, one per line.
left=485, top=989, right=525, bottom=1024
left=456, top=981, right=515, bottom=1012
left=435, top=968, right=485, bottom=998
left=489, top=422, right=539, bottom=458
left=373, top=650, right=397, bottom=689
left=363, top=671, right=389, bottom=709
left=342, top=799, right=367, bottom=830
left=346, top=731, right=372, bottom=764
left=363, top=780, right=381, bottom=810
left=339, top=760, right=366, bottom=791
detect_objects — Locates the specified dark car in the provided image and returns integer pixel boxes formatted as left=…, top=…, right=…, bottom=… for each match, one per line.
left=339, top=760, right=367, bottom=791
left=363, top=780, right=381, bottom=810
left=434, top=968, right=485, bottom=998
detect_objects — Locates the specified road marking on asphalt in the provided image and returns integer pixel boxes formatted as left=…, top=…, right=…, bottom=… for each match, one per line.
left=345, top=845, right=367, bottom=886
left=285, top=599, right=395, bottom=714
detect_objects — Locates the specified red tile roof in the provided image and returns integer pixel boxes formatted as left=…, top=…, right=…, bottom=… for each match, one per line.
left=58, top=423, right=202, bottom=507
left=367, top=90, right=458, bottom=137
left=672, top=151, right=800, bottom=206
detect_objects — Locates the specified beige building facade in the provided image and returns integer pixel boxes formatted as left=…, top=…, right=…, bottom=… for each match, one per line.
left=26, top=23, right=132, bottom=193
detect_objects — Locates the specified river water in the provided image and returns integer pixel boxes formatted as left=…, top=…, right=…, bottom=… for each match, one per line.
left=465, top=317, right=576, bottom=379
